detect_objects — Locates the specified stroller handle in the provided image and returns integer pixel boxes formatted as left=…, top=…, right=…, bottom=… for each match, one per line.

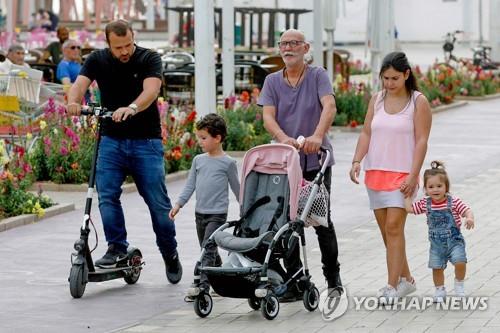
left=318, top=147, right=331, bottom=174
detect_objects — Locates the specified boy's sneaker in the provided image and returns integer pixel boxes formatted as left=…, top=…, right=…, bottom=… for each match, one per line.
left=163, top=252, right=183, bottom=284
left=433, top=286, right=446, bottom=303
left=95, top=244, right=127, bottom=268
left=454, top=279, right=465, bottom=297
left=397, top=277, right=417, bottom=297
left=184, top=283, right=209, bottom=302
left=378, top=285, right=398, bottom=305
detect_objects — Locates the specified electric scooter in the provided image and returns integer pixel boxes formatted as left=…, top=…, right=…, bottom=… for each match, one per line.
left=68, top=103, right=144, bottom=298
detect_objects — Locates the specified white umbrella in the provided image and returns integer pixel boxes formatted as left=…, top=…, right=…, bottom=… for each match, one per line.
left=367, top=0, right=395, bottom=90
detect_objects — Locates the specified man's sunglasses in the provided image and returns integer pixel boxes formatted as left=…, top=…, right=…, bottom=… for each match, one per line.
left=68, top=46, right=81, bottom=50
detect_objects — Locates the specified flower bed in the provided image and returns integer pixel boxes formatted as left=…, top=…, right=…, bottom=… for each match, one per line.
left=0, top=139, right=53, bottom=219
left=415, top=62, right=500, bottom=107
left=332, top=74, right=371, bottom=127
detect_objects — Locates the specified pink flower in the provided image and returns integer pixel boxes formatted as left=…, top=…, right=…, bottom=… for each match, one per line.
left=60, top=146, right=69, bottom=156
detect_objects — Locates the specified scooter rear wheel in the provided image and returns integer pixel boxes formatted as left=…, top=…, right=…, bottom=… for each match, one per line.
left=124, top=250, right=143, bottom=284
left=69, top=264, right=87, bottom=298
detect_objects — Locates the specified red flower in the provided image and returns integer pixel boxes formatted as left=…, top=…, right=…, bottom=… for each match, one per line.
left=240, top=91, right=250, bottom=103
left=349, top=120, right=358, bottom=128
left=186, top=111, right=197, bottom=123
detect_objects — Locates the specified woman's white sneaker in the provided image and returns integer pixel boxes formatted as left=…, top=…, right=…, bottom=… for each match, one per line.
left=379, top=285, right=398, bottom=305
left=397, top=277, right=417, bottom=297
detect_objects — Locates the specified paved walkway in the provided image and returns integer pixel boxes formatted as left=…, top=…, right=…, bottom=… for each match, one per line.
left=115, top=99, right=500, bottom=333
left=1, top=99, right=499, bottom=333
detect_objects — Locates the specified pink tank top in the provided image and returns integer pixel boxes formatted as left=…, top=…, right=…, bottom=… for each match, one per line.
left=363, top=90, right=422, bottom=173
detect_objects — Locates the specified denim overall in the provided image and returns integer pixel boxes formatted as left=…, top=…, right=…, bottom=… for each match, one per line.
left=427, top=195, right=467, bottom=269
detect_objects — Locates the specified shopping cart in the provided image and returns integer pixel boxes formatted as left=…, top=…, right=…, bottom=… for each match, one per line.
left=0, top=65, right=65, bottom=152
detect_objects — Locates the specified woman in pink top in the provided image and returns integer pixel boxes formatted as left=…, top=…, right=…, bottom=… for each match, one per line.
left=349, top=52, right=432, bottom=304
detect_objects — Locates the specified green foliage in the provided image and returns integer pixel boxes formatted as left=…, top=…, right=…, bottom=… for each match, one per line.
left=1, top=139, right=53, bottom=219
left=333, top=77, right=371, bottom=126
left=219, top=104, right=271, bottom=151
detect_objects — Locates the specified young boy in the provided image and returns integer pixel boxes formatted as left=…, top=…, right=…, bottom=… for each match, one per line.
left=169, top=113, right=240, bottom=298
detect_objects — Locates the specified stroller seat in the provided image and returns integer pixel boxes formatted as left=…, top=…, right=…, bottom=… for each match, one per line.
left=214, top=230, right=274, bottom=253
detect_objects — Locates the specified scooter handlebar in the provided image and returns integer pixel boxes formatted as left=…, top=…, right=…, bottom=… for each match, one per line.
left=80, top=105, right=114, bottom=118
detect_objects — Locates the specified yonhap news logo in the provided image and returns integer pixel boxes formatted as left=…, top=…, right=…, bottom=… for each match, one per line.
left=353, top=296, right=489, bottom=311
left=319, top=288, right=488, bottom=322
left=319, top=287, right=349, bottom=321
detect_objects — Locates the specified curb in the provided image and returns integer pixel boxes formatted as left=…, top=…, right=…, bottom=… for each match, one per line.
left=0, top=203, right=75, bottom=232
left=431, top=100, right=468, bottom=113
left=454, top=92, right=500, bottom=101
left=31, top=170, right=192, bottom=193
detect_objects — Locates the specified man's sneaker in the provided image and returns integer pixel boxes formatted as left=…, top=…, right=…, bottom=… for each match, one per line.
left=95, top=245, right=127, bottom=268
left=434, top=286, right=446, bottom=303
left=184, top=283, right=208, bottom=302
left=454, top=279, right=465, bottom=297
left=397, top=277, right=417, bottom=297
left=378, top=285, right=398, bottom=305
left=163, top=252, right=182, bottom=284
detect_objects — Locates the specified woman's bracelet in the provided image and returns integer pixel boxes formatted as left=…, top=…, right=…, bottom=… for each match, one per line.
left=352, top=160, right=361, bottom=165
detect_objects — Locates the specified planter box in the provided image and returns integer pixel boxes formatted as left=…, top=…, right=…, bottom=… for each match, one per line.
left=454, top=92, right=500, bottom=101
left=0, top=203, right=75, bottom=232
left=30, top=170, right=190, bottom=193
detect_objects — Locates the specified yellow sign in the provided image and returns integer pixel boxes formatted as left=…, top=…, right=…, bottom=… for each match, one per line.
left=0, top=96, right=20, bottom=112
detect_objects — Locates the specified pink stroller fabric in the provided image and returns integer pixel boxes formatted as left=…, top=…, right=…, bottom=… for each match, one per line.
left=240, top=143, right=302, bottom=219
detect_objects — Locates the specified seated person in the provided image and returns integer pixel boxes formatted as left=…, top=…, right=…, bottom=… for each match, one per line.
left=44, top=26, right=69, bottom=65
left=0, top=44, right=31, bottom=74
left=56, top=40, right=81, bottom=85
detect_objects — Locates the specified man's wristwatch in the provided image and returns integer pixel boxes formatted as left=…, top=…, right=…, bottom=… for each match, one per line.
left=128, top=103, right=138, bottom=115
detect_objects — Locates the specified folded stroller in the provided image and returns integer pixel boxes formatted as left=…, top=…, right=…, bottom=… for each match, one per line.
left=187, top=143, right=331, bottom=320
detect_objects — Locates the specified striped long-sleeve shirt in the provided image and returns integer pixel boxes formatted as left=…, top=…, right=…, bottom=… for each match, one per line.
left=412, top=196, right=470, bottom=228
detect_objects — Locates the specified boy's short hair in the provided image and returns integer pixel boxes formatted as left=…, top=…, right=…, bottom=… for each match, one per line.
left=196, top=113, right=227, bottom=142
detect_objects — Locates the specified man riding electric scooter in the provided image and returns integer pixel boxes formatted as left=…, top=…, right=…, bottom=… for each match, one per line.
left=67, top=20, right=182, bottom=295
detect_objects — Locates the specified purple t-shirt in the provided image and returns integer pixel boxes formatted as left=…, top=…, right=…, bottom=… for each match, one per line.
left=258, top=65, right=335, bottom=171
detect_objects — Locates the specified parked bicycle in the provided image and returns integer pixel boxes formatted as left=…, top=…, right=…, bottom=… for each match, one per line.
left=442, top=30, right=466, bottom=67
left=471, top=45, right=499, bottom=70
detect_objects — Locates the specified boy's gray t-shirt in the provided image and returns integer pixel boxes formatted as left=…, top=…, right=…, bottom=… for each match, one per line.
left=177, top=153, right=240, bottom=214
left=257, top=65, right=335, bottom=171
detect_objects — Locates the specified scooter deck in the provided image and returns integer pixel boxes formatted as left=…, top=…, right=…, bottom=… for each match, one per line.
left=88, top=266, right=133, bottom=282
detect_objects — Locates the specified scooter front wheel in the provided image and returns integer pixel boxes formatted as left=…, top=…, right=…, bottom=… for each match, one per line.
left=69, top=264, right=87, bottom=298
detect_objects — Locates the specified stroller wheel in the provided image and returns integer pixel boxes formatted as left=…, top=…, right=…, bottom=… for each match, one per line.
left=303, top=286, right=320, bottom=311
left=194, top=292, right=213, bottom=318
left=248, top=297, right=261, bottom=310
left=260, top=293, right=280, bottom=320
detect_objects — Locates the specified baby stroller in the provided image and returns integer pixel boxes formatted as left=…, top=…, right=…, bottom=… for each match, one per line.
left=187, top=143, right=331, bottom=320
